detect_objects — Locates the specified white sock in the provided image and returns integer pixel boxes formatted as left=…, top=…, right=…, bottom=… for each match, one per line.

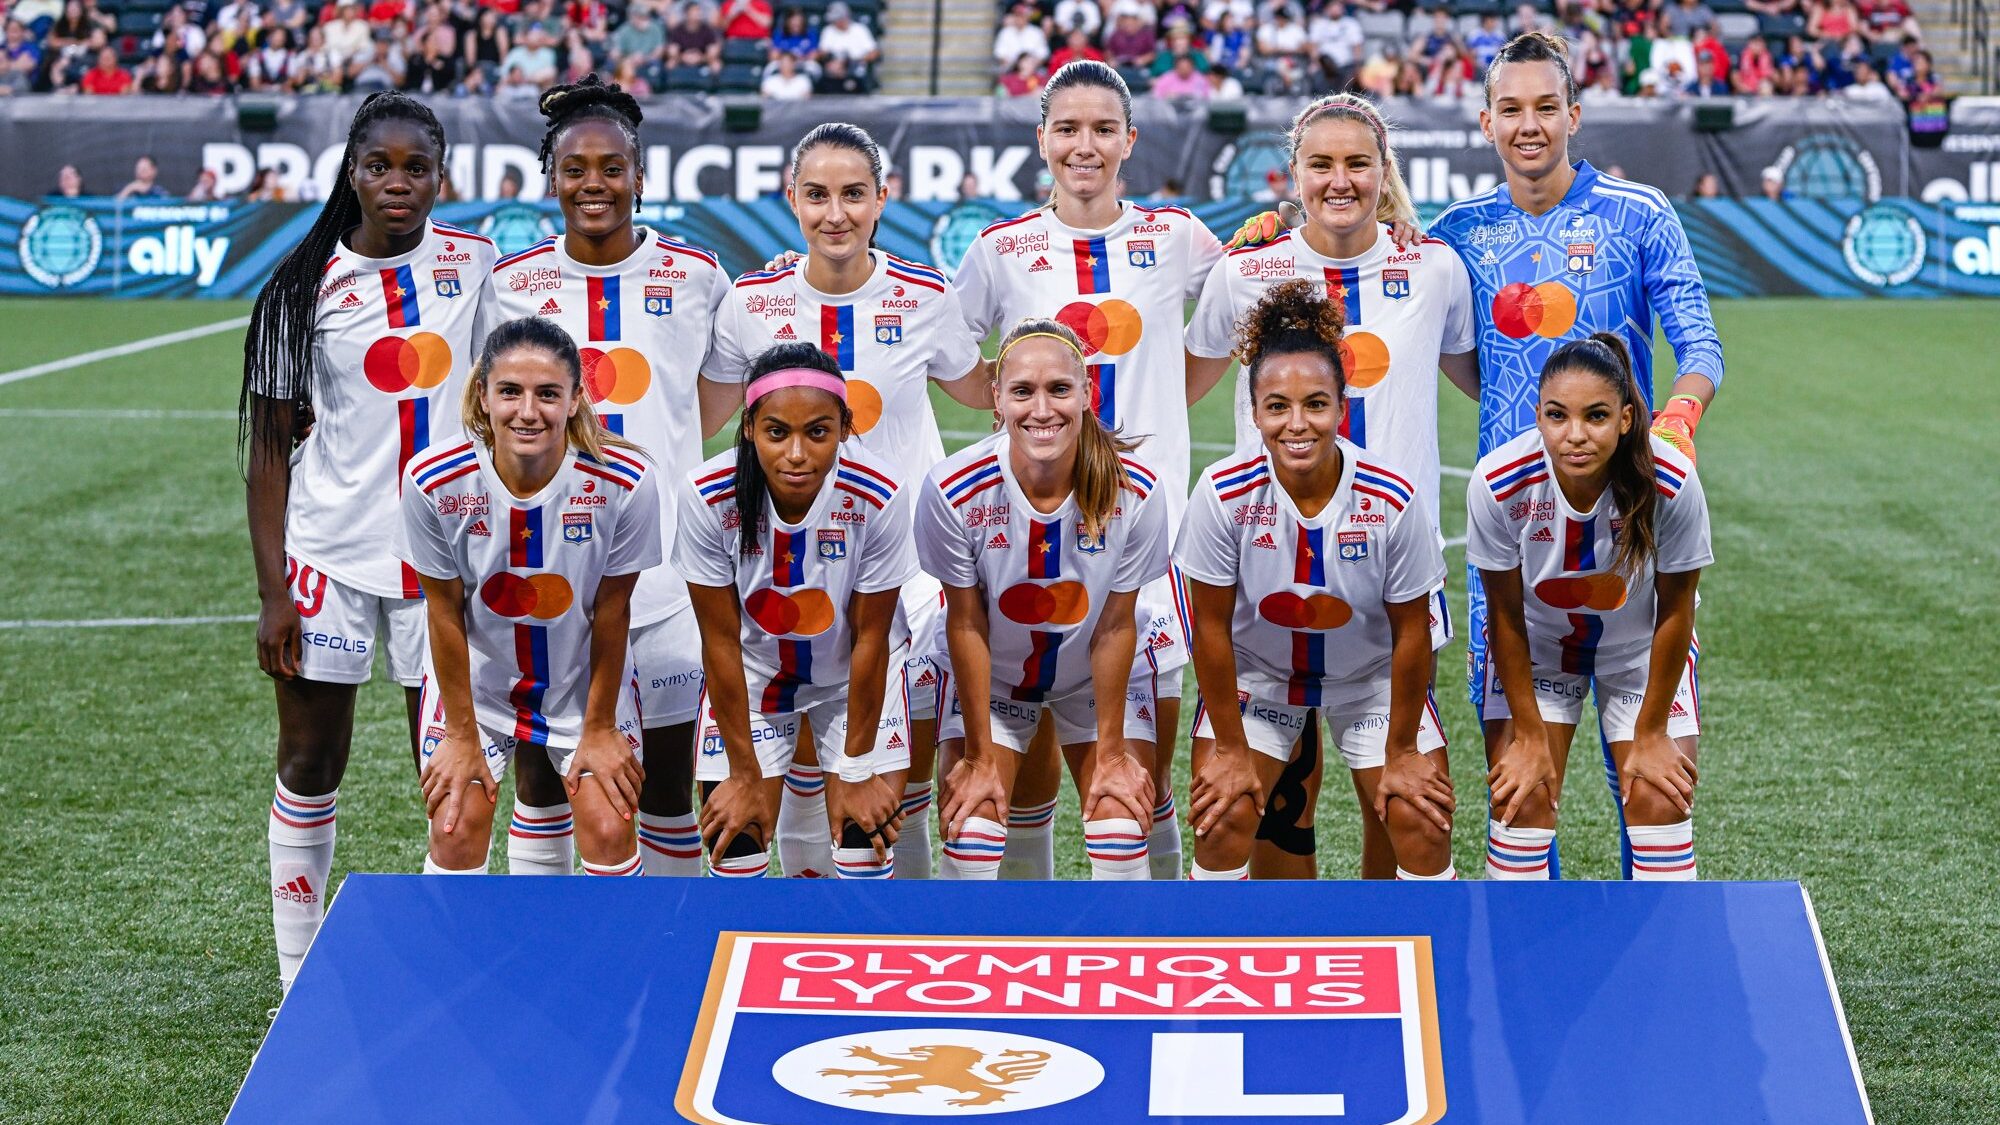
left=1396, top=863, right=1459, bottom=880
left=269, top=778, right=336, bottom=987
left=581, top=852, right=643, bottom=876
left=998, top=798, right=1056, bottom=880
left=940, top=816, right=1007, bottom=880
left=833, top=846, right=895, bottom=879
left=1189, top=860, right=1250, bottom=880
left=776, top=764, right=834, bottom=878
left=1085, top=817, right=1151, bottom=880
left=637, top=811, right=703, bottom=876
left=1627, top=820, right=1697, bottom=881
left=708, top=845, right=771, bottom=878
left=506, top=802, right=574, bottom=876
left=1147, top=793, right=1183, bottom=881
left=1486, top=820, right=1556, bottom=880
left=422, top=853, right=485, bottom=874
left=892, top=782, right=935, bottom=879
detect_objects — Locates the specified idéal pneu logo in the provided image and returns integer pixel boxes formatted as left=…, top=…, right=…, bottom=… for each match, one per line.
left=679, top=934, right=1445, bottom=1124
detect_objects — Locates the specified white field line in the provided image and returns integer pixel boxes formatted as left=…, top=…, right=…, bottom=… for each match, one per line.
left=0, top=316, right=250, bottom=387
left=0, top=614, right=256, bottom=630
left=0, top=408, right=235, bottom=419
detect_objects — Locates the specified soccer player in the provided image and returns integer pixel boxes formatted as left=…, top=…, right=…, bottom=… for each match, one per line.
left=482, top=75, right=732, bottom=877
left=918, top=320, right=1170, bottom=881
left=706, top=122, right=988, bottom=879
left=677, top=344, right=918, bottom=879
left=1427, top=31, right=1722, bottom=875
left=1178, top=280, right=1452, bottom=882
left=951, top=60, right=1225, bottom=879
left=1186, top=94, right=1474, bottom=878
left=1466, top=335, right=1709, bottom=880
left=240, top=92, right=494, bottom=991
left=401, top=316, right=658, bottom=879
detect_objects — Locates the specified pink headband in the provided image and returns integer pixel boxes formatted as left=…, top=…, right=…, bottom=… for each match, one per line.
left=744, top=367, right=848, bottom=409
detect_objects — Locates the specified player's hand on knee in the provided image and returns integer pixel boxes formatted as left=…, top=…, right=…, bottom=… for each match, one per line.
left=422, top=735, right=492, bottom=833
left=1190, top=744, right=1264, bottom=838
left=1487, top=727, right=1557, bottom=827
left=1621, top=730, right=1697, bottom=816
left=1084, top=744, right=1155, bottom=825
left=256, top=598, right=303, bottom=680
left=568, top=729, right=643, bottom=820
left=939, top=755, right=1005, bottom=842
left=1375, top=748, right=1454, bottom=835
left=828, top=773, right=902, bottom=859
left=699, top=774, right=777, bottom=854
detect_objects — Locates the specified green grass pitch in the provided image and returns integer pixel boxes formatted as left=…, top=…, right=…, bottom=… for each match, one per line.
left=0, top=297, right=1994, bottom=1122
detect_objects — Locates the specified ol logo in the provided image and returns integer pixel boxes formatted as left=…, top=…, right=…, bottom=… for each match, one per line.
left=817, top=529, right=847, bottom=562
left=1127, top=239, right=1157, bottom=270
left=1338, top=530, right=1369, bottom=563
left=646, top=285, right=674, bottom=317
left=433, top=268, right=461, bottom=298
left=1566, top=242, right=1596, bottom=274
left=874, top=314, right=903, bottom=346
left=677, top=934, right=1445, bottom=1124
left=1381, top=269, right=1410, bottom=300
left=1075, top=526, right=1107, bottom=554
left=562, top=512, right=593, bottom=544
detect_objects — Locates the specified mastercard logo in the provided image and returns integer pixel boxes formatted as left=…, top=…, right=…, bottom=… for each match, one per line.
left=480, top=572, right=573, bottom=620
left=1493, top=282, right=1579, bottom=339
left=745, top=587, right=835, bottom=636
left=581, top=347, right=651, bottom=406
left=364, top=332, right=452, bottom=394
left=1259, top=591, right=1353, bottom=630
left=849, top=378, right=884, bottom=434
left=1534, top=574, right=1628, bottom=611
left=998, top=580, right=1090, bottom=626
left=1055, top=299, right=1142, bottom=357
left=1338, top=331, right=1391, bottom=390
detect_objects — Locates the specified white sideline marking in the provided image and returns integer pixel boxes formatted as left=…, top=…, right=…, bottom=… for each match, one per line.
left=0, top=614, right=256, bottom=630
left=0, top=408, right=235, bottom=419
left=0, top=316, right=250, bottom=387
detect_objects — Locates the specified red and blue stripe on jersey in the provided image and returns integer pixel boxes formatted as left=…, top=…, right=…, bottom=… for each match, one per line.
left=1352, top=462, right=1413, bottom=512
left=1655, top=456, right=1689, bottom=498
left=1294, top=523, right=1327, bottom=586
left=1213, top=454, right=1271, bottom=502
left=396, top=399, right=431, bottom=596
left=836, top=457, right=895, bottom=508
left=656, top=235, right=719, bottom=269
left=1012, top=631, right=1063, bottom=702
left=1288, top=633, right=1329, bottom=707
left=765, top=640, right=812, bottom=712
left=821, top=304, right=855, bottom=370
left=942, top=455, right=1003, bottom=508
left=510, top=623, right=552, bottom=743
left=1562, top=516, right=1598, bottom=572
left=413, top=441, right=479, bottom=493
left=492, top=237, right=556, bottom=273
left=509, top=505, right=545, bottom=568
left=1087, top=363, right=1116, bottom=428
left=1027, top=519, right=1063, bottom=579
left=1324, top=266, right=1363, bottom=327
left=1557, top=515, right=1603, bottom=674
left=1120, top=457, right=1156, bottom=498
left=883, top=254, right=946, bottom=292
left=381, top=265, right=420, bottom=327
left=1485, top=450, right=1549, bottom=502
left=1073, top=237, right=1111, bottom=293
left=771, top=527, right=807, bottom=588
left=586, top=275, right=621, bottom=340
left=696, top=466, right=736, bottom=506
left=574, top=449, right=643, bottom=491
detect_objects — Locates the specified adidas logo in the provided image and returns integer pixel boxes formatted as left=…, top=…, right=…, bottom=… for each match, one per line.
left=467, top=519, right=490, bottom=537
left=273, top=875, right=318, bottom=905
left=1137, top=705, right=1152, bottom=722
left=1530, top=527, right=1554, bottom=542
left=887, top=732, right=905, bottom=749
left=1669, top=701, right=1688, bottom=716
left=774, top=324, right=797, bottom=340
left=1252, top=532, right=1278, bottom=550
left=913, top=668, right=937, bottom=688
left=338, top=292, right=362, bottom=309
left=986, top=531, right=1010, bottom=549
left=1028, top=256, right=1051, bottom=273
left=1148, top=631, right=1174, bottom=650
left=538, top=297, right=561, bottom=316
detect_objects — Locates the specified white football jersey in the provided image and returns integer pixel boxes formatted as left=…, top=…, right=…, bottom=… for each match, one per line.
left=953, top=201, right=1224, bottom=509
left=480, top=226, right=728, bottom=627
left=1465, top=431, right=1712, bottom=679
left=397, top=439, right=663, bottom=748
left=707, top=250, right=981, bottom=487
left=282, top=220, right=495, bottom=598
left=672, top=444, right=918, bottom=713
left=915, top=432, right=1170, bottom=702
left=1186, top=226, right=1475, bottom=537
left=1175, top=439, right=1445, bottom=709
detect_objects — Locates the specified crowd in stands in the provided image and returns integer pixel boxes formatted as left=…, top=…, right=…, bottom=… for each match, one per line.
left=990, top=0, right=1949, bottom=116
left=0, top=0, right=882, bottom=97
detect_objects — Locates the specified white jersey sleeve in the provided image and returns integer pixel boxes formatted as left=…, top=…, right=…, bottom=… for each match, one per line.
left=951, top=229, right=1006, bottom=342
left=604, top=456, right=664, bottom=576
left=1381, top=491, right=1445, bottom=604
left=1184, top=252, right=1241, bottom=361
left=915, top=469, right=980, bottom=589
left=671, top=466, right=738, bottom=589
left=1436, top=241, right=1477, bottom=356
left=1112, top=458, right=1170, bottom=594
left=396, top=450, right=462, bottom=580
left=923, top=283, right=985, bottom=383
left=1463, top=460, right=1522, bottom=573
left=1170, top=476, right=1240, bottom=588
left=1182, top=217, right=1227, bottom=301
left=1650, top=444, right=1713, bottom=574
left=856, top=481, right=920, bottom=594
left=704, top=272, right=758, bottom=384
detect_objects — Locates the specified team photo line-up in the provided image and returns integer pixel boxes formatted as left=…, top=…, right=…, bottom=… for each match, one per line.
left=244, top=32, right=1723, bottom=987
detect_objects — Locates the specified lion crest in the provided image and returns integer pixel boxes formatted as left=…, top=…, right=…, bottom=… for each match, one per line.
left=817, top=1043, right=1052, bottom=1107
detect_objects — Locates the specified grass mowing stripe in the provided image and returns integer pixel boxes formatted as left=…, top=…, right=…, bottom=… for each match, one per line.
left=0, top=614, right=257, bottom=629
left=0, top=408, right=237, bottom=420
left=0, top=316, right=250, bottom=386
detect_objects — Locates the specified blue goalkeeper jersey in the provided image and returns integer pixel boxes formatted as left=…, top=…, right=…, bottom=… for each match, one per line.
left=1429, top=160, right=1725, bottom=458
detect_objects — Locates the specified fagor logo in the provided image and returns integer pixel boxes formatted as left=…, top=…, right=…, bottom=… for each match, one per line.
left=128, top=225, right=229, bottom=287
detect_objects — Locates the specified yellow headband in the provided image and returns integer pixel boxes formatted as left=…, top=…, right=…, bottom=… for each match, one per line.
left=996, top=330, right=1086, bottom=368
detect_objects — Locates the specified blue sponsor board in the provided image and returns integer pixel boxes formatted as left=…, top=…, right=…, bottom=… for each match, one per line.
left=232, top=877, right=1870, bottom=1125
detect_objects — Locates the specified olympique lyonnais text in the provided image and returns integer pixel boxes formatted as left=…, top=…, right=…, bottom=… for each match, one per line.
left=733, top=939, right=1405, bottom=1017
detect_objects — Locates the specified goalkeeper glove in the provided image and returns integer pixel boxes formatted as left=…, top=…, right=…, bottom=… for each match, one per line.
left=1651, top=394, right=1704, bottom=462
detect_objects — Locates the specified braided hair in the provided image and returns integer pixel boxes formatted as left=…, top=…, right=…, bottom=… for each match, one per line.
left=537, top=73, right=643, bottom=175
left=1237, top=277, right=1348, bottom=400
left=237, top=91, right=445, bottom=461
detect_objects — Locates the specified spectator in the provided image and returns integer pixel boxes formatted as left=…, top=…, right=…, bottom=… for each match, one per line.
left=993, top=4, right=1049, bottom=72
left=116, top=155, right=169, bottom=200
left=1664, top=0, right=1714, bottom=36
left=496, top=61, right=540, bottom=98
left=1051, top=0, right=1100, bottom=38
left=1355, top=43, right=1397, bottom=96
left=1510, top=2, right=1550, bottom=34
left=1809, top=0, right=1860, bottom=42
left=958, top=172, right=980, bottom=199
left=611, top=1, right=664, bottom=67
left=43, top=0, right=92, bottom=57
left=1581, top=62, right=1624, bottom=101
left=1687, top=52, right=1727, bottom=94
left=1644, top=11, right=1696, bottom=84
left=404, top=26, right=460, bottom=90
left=556, top=25, right=596, bottom=83
left=246, top=167, right=288, bottom=201
left=1759, top=165, right=1788, bottom=199
left=1412, top=7, right=1455, bottom=69
left=996, top=50, right=1044, bottom=95
left=1840, top=55, right=1895, bottom=99
left=1575, top=27, right=1614, bottom=88
left=465, top=9, right=507, bottom=77
left=54, top=163, right=85, bottom=197
left=770, top=7, right=815, bottom=56
left=1691, top=172, right=1721, bottom=197
left=270, top=0, right=309, bottom=31
left=1467, top=11, right=1505, bottom=70
left=1255, top=3, right=1310, bottom=92
left=1691, top=26, right=1728, bottom=82
left=606, top=53, right=650, bottom=94
left=1859, top=0, right=1917, bottom=44
left=150, top=4, right=205, bottom=60
left=1391, top=53, right=1422, bottom=94
left=49, top=25, right=105, bottom=88
left=1901, top=49, right=1946, bottom=132
left=296, top=25, right=344, bottom=90
left=1745, top=0, right=1797, bottom=19
left=1048, top=27, right=1102, bottom=70
left=1108, top=0, right=1158, bottom=26
left=1104, top=11, right=1156, bottom=69
left=816, top=2, right=879, bottom=77
left=884, top=169, right=905, bottom=200
left=720, top=0, right=773, bottom=41
left=1150, top=22, right=1209, bottom=74
left=323, top=0, right=373, bottom=64
left=187, top=47, right=235, bottom=92
left=1733, top=33, right=1775, bottom=93
left=1206, top=61, right=1244, bottom=96
left=1423, top=37, right=1474, bottom=95
left=812, top=50, right=865, bottom=92
left=502, top=20, right=558, bottom=81
left=1309, top=0, right=1363, bottom=87
left=761, top=47, right=812, bottom=95
left=1203, top=0, right=1254, bottom=25
left=139, top=50, right=186, bottom=92
left=78, top=43, right=131, bottom=92
left=1882, top=31, right=1917, bottom=87
left=1207, top=11, right=1251, bottom=71
left=1151, top=49, right=1209, bottom=96
left=3, top=18, right=41, bottom=94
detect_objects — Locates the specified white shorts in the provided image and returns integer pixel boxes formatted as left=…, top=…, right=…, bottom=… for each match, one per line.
left=1136, top=567, right=1192, bottom=678
left=631, top=603, right=705, bottom=727
left=1427, top=582, right=1453, bottom=652
left=1479, top=647, right=1701, bottom=742
left=416, top=669, right=644, bottom=782
left=286, top=555, right=425, bottom=687
left=693, top=673, right=913, bottom=782
left=902, top=583, right=945, bottom=722
left=937, top=665, right=1158, bottom=752
left=1192, top=687, right=1447, bottom=770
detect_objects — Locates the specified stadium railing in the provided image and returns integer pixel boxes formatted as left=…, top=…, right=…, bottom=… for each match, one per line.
left=1957, top=0, right=1996, bottom=92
